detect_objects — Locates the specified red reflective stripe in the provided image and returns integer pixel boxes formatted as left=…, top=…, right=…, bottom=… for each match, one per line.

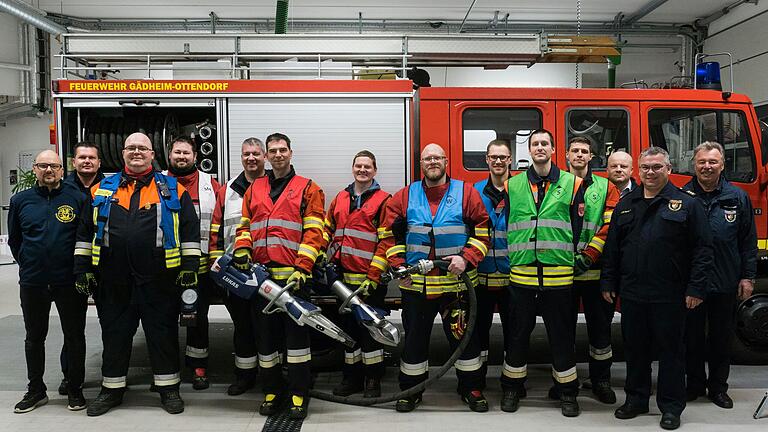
left=331, top=189, right=389, bottom=273
left=248, top=175, right=310, bottom=266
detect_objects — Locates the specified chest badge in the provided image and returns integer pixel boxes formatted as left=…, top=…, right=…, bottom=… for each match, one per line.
left=56, top=205, right=75, bottom=223
left=724, top=210, right=737, bottom=223
left=668, top=200, right=682, bottom=212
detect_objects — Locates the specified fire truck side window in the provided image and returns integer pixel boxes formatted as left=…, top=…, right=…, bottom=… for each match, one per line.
left=565, top=108, right=630, bottom=171
left=461, top=108, right=542, bottom=171
left=648, top=109, right=756, bottom=183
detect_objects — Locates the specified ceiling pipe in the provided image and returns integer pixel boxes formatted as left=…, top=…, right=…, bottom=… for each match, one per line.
left=696, top=0, right=758, bottom=27
left=0, top=0, right=69, bottom=36
left=623, top=0, right=671, bottom=26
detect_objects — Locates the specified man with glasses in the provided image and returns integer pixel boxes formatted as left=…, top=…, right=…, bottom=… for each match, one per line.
left=9, top=150, right=89, bottom=413
left=602, top=147, right=713, bottom=430
left=473, top=140, right=512, bottom=393
left=379, top=143, right=490, bottom=412
left=502, top=129, right=585, bottom=417
left=565, top=137, right=620, bottom=404
left=682, top=141, right=757, bottom=409
left=232, top=132, right=326, bottom=420
left=74, top=132, right=200, bottom=416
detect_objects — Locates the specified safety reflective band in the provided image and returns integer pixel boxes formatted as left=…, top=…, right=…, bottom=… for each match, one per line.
left=91, top=244, right=101, bottom=265
left=480, top=350, right=489, bottom=363
left=154, top=373, right=181, bottom=386
left=478, top=272, right=509, bottom=287
left=508, top=241, right=575, bottom=253
left=74, top=241, right=92, bottom=256
left=401, top=270, right=479, bottom=294
left=502, top=362, right=527, bottom=378
left=198, top=256, right=209, bottom=273
left=298, top=243, right=319, bottom=260
left=185, top=346, right=209, bottom=359
left=362, top=349, right=384, bottom=365
left=335, top=228, right=378, bottom=242
left=210, top=223, right=220, bottom=231
left=209, top=250, right=224, bottom=259
left=370, top=255, right=388, bottom=272
left=165, top=248, right=181, bottom=268
left=474, top=227, right=490, bottom=237
left=507, top=219, right=572, bottom=231
left=510, top=265, right=573, bottom=287
left=259, top=351, right=281, bottom=368
left=467, top=237, right=489, bottom=256
left=240, top=216, right=251, bottom=226
left=603, top=211, right=613, bottom=224
left=286, top=348, right=312, bottom=364
left=254, top=237, right=300, bottom=250
left=400, top=360, right=429, bottom=376
left=589, top=345, right=613, bottom=361
left=303, top=216, right=324, bottom=230
left=102, top=376, right=127, bottom=389
left=581, top=221, right=601, bottom=232
left=454, top=357, right=483, bottom=371
left=377, top=227, right=393, bottom=240
left=235, top=355, right=258, bottom=369
left=588, top=236, right=605, bottom=252
left=339, top=245, right=374, bottom=260
left=345, top=349, right=362, bottom=364
left=386, top=244, right=406, bottom=258
left=552, top=366, right=578, bottom=383
left=181, top=242, right=202, bottom=256
left=342, top=272, right=367, bottom=285
left=235, top=231, right=252, bottom=242
left=573, top=269, right=601, bottom=281
left=268, top=267, right=295, bottom=280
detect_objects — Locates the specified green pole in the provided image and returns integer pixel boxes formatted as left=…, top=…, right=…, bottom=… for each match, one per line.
left=275, top=0, right=289, bottom=34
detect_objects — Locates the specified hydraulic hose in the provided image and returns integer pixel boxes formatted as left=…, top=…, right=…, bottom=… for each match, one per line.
left=309, top=262, right=478, bottom=407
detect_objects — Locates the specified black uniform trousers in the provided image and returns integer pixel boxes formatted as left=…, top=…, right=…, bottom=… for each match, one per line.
left=184, top=275, right=216, bottom=369
left=685, top=292, right=738, bottom=395
left=252, top=280, right=312, bottom=397
left=621, top=298, right=687, bottom=416
left=340, top=283, right=387, bottom=381
left=223, top=292, right=259, bottom=379
left=96, top=286, right=181, bottom=390
left=475, top=284, right=509, bottom=385
left=20, top=284, right=87, bottom=394
left=502, top=285, right=579, bottom=396
left=399, top=290, right=483, bottom=395
left=572, top=280, right=615, bottom=382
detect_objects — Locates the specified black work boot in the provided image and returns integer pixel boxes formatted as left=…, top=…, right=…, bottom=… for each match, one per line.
left=159, top=389, right=185, bottom=414
left=500, top=390, right=521, bottom=413
left=87, top=387, right=124, bottom=417
left=560, top=394, right=581, bottom=417
left=462, top=390, right=489, bottom=413
left=592, top=380, right=617, bottom=404
left=58, top=379, right=69, bottom=396
left=332, top=377, right=364, bottom=396
left=363, top=377, right=381, bottom=398
left=395, top=394, right=422, bottom=412
left=227, top=375, right=256, bottom=396
left=259, top=393, right=284, bottom=416
left=191, top=368, right=209, bottom=391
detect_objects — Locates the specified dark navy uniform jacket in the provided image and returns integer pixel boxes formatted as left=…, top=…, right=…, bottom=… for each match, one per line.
left=683, top=176, right=757, bottom=293
left=600, top=181, right=714, bottom=303
left=8, top=182, right=87, bottom=286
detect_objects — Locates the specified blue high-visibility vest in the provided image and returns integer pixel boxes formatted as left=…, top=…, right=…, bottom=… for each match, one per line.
left=405, top=179, right=467, bottom=265
left=474, top=179, right=509, bottom=274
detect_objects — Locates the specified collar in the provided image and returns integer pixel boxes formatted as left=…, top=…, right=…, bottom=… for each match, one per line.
left=633, top=181, right=677, bottom=202
left=421, top=175, right=450, bottom=190
left=527, top=164, right=560, bottom=184
left=267, top=166, right=296, bottom=182
left=691, top=175, right=723, bottom=195
left=346, top=179, right=381, bottom=196
left=34, top=182, right=63, bottom=196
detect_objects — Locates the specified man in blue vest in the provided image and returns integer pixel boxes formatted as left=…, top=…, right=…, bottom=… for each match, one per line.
left=380, top=143, right=490, bottom=412
left=9, top=150, right=89, bottom=413
left=683, top=141, right=757, bottom=409
left=74, top=132, right=201, bottom=416
left=473, top=139, right=511, bottom=387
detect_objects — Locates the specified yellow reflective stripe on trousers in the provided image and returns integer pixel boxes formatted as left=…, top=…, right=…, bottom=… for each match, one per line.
left=400, top=360, right=429, bottom=376
left=589, top=345, right=613, bottom=361
left=287, top=348, right=312, bottom=364
left=502, top=362, right=527, bottom=379
left=552, top=367, right=577, bottom=383
left=102, top=376, right=127, bottom=389
left=344, top=349, right=362, bottom=364
left=154, top=373, right=181, bottom=386
left=362, top=350, right=384, bottom=365
left=235, top=355, right=258, bottom=369
left=259, top=351, right=281, bottom=368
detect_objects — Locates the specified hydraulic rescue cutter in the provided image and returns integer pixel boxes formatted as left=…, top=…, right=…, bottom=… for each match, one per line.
left=210, top=253, right=356, bottom=348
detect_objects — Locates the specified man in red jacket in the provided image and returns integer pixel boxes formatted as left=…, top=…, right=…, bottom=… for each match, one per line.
left=232, top=133, right=325, bottom=420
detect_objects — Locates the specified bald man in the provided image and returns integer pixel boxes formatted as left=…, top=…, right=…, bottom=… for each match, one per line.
left=74, top=133, right=200, bottom=416
left=9, top=150, right=89, bottom=413
left=379, top=143, right=491, bottom=412
left=607, top=151, right=635, bottom=198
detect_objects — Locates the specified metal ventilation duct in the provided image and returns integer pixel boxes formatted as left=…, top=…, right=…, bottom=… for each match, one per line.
left=0, top=0, right=68, bottom=36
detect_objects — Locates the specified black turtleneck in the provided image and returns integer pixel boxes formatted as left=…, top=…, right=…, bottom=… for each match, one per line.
left=267, top=166, right=297, bottom=203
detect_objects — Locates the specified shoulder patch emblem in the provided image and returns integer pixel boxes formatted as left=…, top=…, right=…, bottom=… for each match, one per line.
left=56, top=205, right=75, bottom=223
left=668, top=199, right=682, bottom=212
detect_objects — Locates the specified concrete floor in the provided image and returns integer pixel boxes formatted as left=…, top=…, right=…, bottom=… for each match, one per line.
left=1, top=263, right=767, bottom=431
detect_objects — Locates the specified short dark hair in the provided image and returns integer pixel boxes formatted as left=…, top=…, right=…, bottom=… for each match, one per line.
left=73, top=141, right=100, bottom=159
left=353, top=150, right=377, bottom=169
left=266, top=132, right=291, bottom=150
left=528, top=128, right=554, bottom=148
left=486, top=139, right=511, bottom=154
left=567, top=136, right=592, bottom=152
left=170, top=136, right=197, bottom=153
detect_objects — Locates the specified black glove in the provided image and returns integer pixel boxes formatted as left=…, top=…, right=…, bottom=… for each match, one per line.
left=232, top=248, right=252, bottom=272
left=75, top=273, right=97, bottom=296
left=176, top=270, right=198, bottom=289
left=573, top=254, right=593, bottom=277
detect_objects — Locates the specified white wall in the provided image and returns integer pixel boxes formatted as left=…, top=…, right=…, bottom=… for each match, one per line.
left=0, top=14, right=22, bottom=97
left=704, top=2, right=768, bottom=106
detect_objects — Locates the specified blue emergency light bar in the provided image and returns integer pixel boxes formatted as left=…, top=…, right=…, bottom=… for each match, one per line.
left=696, top=62, right=722, bottom=90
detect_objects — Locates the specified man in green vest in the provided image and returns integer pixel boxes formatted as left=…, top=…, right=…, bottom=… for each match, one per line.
left=501, top=128, right=585, bottom=417
left=566, top=136, right=621, bottom=404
